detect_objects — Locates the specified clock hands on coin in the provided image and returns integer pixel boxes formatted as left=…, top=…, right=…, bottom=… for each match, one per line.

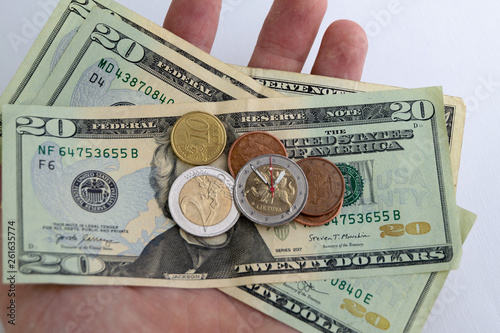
left=269, top=156, right=275, bottom=198
left=275, top=171, right=286, bottom=187
left=250, top=160, right=287, bottom=201
left=250, top=164, right=270, bottom=187
left=235, top=154, right=309, bottom=226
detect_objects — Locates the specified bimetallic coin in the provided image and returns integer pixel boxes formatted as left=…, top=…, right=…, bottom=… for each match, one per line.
left=168, top=166, right=239, bottom=237
left=297, top=157, right=345, bottom=216
left=171, top=111, right=226, bottom=165
left=295, top=199, right=343, bottom=227
left=234, top=154, right=308, bottom=226
left=228, top=131, right=287, bottom=177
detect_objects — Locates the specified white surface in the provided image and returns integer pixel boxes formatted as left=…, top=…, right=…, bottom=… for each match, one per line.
left=0, top=0, right=499, bottom=332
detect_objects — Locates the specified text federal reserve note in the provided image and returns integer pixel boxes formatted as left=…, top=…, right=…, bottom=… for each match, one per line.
left=3, top=87, right=461, bottom=288
left=234, top=66, right=465, bottom=186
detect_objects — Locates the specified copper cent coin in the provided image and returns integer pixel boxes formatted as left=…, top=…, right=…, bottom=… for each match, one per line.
left=228, top=131, right=287, bottom=177
left=297, top=157, right=345, bottom=216
left=294, top=199, right=343, bottom=227
left=171, top=111, right=226, bottom=165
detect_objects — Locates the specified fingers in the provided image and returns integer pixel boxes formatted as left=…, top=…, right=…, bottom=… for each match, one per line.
left=163, top=0, right=222, bottom=53
left=248, top=0, right=328, bottom=72
left=163, top=1, right=367, bottom=81
left=311, top=20, right=368, bottom=81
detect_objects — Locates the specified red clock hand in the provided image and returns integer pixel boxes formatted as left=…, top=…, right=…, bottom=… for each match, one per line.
left=269, top=156, right=275, bottom=198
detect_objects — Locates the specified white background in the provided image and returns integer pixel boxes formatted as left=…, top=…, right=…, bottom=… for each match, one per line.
left=0, top=0, right=499, bottom=332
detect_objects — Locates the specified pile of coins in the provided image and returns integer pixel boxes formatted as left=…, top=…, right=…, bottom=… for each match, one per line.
left=294, top=157, right=345, bottom=226
left=169, top=111, right=346, bottom=237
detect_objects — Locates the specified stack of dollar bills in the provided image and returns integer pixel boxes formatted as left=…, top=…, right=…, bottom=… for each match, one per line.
left=1, top=1, right=476, bottom=332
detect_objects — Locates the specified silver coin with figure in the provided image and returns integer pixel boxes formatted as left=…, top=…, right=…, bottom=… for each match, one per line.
left=168, top=166, right=240, bottom=237
left=234, top=154, right=308, bottom=226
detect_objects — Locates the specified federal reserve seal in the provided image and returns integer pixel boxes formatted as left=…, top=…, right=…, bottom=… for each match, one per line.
left=337, top=164, right=363, bottom=207
left=71, top=170, right=118, bottom=213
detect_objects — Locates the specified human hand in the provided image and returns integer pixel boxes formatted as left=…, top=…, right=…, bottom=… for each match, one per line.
left=1, top=0, right=367, bottom=332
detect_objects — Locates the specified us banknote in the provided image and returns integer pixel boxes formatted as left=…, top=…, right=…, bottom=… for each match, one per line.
left=221, top=67, right=469, bottom=332
left=222, top=207, right=475, bottom=333
left=234, top=66, right=465, bottom=187
left=31, top=8, right=280, bottom=108
left=2, top=87, right=461, bottom=288
left=0, top=0, right=279, bottom=122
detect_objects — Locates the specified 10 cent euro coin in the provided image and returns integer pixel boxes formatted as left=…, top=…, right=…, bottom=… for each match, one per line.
left=168, top=166, right=239, bottom=237
left=234, top=154, right=308, bottom=226
left=171, top=111, right=226, bottom=165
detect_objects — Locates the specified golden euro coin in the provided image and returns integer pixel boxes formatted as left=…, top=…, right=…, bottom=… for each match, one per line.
left=171, top=111, right=226, bottom=165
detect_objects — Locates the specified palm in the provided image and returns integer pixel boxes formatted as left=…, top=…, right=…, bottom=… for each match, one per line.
left=11, top=284, right=293, bottom=332
left=1, top=0, right=367, bottom=332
